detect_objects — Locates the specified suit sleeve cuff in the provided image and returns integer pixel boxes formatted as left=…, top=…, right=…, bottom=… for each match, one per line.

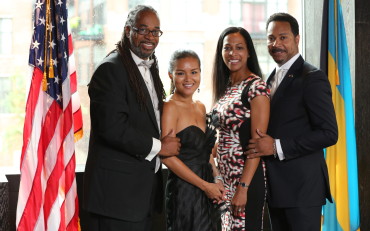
left=275, top=139, right=285, bottom=160
left=145, top=138, right=161, bottom=161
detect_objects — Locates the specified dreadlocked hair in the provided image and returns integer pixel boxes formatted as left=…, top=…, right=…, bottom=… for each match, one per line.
left=115, top=25, right=165, bottom=111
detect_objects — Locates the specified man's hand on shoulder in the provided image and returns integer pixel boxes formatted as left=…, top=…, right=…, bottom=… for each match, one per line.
left=159, top=129, right=181, bottom=157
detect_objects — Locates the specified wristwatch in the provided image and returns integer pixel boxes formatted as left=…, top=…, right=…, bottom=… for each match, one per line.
left=236, top=181, right=249, bottom=188
left=273, top=140, right=278, bottom=159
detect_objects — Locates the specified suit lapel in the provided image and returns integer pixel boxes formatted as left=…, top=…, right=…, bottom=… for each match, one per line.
left=270, top=56, right=304, bottom=106
left=267, top=70, right=276, bottom=86
left=138, top=70, right=160, bottom=134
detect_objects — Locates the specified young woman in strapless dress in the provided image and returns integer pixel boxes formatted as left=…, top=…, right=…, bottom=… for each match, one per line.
left=161, top=50, right=225, bottom=231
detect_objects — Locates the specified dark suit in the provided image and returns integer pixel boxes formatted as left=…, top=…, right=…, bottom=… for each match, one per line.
left=265, top=56, right=338, bottom=230
left=83, top=51, right=163, bottom=226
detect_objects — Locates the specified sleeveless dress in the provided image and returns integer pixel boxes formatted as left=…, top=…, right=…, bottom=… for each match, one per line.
left=210, top=75, right=270, bottom=231
left=165, top=125, right=218, bottom=231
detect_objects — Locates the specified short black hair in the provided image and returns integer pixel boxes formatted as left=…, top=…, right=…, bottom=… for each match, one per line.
left=266, top=12, right=299, bottom=37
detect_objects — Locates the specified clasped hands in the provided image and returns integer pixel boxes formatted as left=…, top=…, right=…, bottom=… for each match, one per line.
left=246, top=129, right=275, bottom=159
left=204, top=180, right=225, bottom=204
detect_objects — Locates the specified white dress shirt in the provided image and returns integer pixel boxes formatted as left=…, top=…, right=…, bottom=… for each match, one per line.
left=272, top=53, right=300, bottom=160
left=130, top=51, right=161, bottom=171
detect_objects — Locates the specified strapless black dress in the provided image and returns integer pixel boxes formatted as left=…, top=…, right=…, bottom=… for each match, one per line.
left=165, top=125, right=218, bottom=231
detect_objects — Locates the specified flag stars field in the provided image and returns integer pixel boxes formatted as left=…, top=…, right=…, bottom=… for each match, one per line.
left=16, top=0, right=83, bottom=230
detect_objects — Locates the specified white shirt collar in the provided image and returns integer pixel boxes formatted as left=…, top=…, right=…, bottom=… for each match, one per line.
left=130, top=50, right=146, bottom=66
left=276, top=53, right=301, bottom=72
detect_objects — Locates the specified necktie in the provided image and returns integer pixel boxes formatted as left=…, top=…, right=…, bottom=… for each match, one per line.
left=139, top=61, right=155, bottom=95
left=139, top=60, right=155, bottom=95
left=139, top=60, right=161, bottom=173
left=139, top=59, right=154, bottom=68
left=269, top=69, right=284, bottom=98
left=139, top=60, right=160, bottom=131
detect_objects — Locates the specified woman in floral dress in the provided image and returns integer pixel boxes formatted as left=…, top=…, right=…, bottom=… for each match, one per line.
left=210, top=27, right=270, bottom=230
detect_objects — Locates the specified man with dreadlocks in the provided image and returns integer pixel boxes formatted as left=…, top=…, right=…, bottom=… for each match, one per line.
left=83, top=5, right=181, bottom=231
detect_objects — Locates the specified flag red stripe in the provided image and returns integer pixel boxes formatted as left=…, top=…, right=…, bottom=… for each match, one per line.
left=59, top=200, right=66, bottom=231
left=70, top=71, right=77, bottom=94
left=61, top=101, right=77, bottom=228
left=66, top=197, right=79, bottom=231
left=20, top=68, right=43, bottom=164
left=17, top=1, right=82, bottom=230
left=18, top=100, right=63, bottom=230
left=16, top=68, right=44, bottom=229
left=73, top=107, right=83, bottom=134
left=44, top=98, right=73, bottom=229
left=44, top=147, right=64, bottom=230
left=43, top=142, right=65, bottom=229
left=64, top=147, right=76, bottom=195
left=68, top=34, right=83, bottom=141
left=65, top=155, right=79, bottom=230
left=68, top=34, right=74, bottom=55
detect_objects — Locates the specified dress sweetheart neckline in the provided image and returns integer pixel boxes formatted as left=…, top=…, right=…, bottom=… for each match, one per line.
left=176, top=125, right=205, bottom=135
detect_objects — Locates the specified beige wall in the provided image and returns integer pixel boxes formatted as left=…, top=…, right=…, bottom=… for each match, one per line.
left=304, top=0, right=355, bottom=85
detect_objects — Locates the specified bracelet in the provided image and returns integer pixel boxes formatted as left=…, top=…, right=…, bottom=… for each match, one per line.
left=214, top=175, right=224, bottom=183
left=236, top=181, right=249, bottom=188
left=272, top=140, right=278, bottom=158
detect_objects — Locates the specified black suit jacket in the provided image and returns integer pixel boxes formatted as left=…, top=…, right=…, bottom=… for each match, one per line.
left=83, top=51, right=163, bottom=221
left=265, top=55, right=338, bottom=208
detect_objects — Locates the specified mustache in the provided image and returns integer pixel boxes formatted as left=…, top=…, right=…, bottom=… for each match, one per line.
left=271, top=48, right=286, bottom=53
left=140, top=41, right=155, bottom=45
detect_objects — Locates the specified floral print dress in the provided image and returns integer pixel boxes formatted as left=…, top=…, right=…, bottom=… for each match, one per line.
left=211, top=74, right=269, bottom=231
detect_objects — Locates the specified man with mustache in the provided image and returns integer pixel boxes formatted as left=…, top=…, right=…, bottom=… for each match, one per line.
left=246, top=13, right=338, bottom=231
left=83, top=5, right=180, bottom=231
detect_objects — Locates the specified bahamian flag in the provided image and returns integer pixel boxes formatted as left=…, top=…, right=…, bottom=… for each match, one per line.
left=320, top=0, right=360, bottom=230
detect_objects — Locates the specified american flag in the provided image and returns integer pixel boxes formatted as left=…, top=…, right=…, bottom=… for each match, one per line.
left=16, top=0, right=82, bottom=230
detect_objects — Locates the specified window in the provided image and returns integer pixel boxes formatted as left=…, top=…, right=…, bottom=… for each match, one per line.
left=168, top=0, right=203, bottom=30
left=0, top=76, right=11, bottom=113
left=129, top=0, right=159, bottom=9
left=0, top=0, right=302, bottom=172
left=69, top=0, right=105, bottom=40
left=242, top=2, right=266, bottom=37
left=0, top=18, right=12, bottom=55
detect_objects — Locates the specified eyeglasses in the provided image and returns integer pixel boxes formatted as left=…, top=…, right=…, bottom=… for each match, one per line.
left=132, top=27, right=163, bottom=37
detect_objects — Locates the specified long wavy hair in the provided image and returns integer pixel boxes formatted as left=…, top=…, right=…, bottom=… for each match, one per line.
left=212, top=27, right=262, bottom=103
left=115, top=5, right=165, bottom=111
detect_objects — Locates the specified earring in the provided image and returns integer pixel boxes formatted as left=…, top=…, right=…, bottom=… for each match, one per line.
left=197, top=88, right=200, bottom=93
left=170, top=79, right=175, bottom=94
